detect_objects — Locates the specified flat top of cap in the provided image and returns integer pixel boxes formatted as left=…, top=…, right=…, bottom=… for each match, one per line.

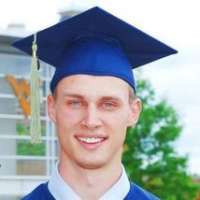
left=12, top=6, right=177, bottom=69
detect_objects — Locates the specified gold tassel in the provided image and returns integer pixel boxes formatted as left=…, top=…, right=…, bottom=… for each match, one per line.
left=30, top=33, right=41, bottom=143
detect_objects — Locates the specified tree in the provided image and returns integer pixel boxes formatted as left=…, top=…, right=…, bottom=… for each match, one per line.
left=123, top=78, right=200, bottom=200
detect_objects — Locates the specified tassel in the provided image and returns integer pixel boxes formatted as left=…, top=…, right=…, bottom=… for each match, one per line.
left=30, top=33, right=41, bottom=143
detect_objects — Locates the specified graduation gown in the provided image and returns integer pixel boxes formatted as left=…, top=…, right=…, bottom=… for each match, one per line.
left=22, top=182, right=159, bottom=200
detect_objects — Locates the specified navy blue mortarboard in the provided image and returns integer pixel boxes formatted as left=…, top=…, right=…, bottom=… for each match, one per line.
left=13, top=6, right=177, bottom=93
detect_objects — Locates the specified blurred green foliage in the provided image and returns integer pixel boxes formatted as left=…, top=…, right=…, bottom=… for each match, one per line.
left=16, top=123, right=45, bottom=156
left=123, top=79, right=200, bottom=200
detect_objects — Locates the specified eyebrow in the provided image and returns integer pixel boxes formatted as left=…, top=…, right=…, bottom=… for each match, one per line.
left=62, top=92, right=122, bottom=102
left=62, top=93, right=84, bottom=99
left=100, top=96, right=122, bottom=102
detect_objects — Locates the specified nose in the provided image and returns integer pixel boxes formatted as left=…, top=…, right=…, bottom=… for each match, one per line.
left=81, top=104, right=102, bottom=129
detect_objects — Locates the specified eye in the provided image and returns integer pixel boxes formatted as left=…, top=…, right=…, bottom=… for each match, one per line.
left=66, top=99, right=83, bottom=109
left=101, top=101, right=118, bottom=111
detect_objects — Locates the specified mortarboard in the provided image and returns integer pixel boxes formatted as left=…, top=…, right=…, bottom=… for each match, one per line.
left=13, top=6, right=177, bottom=92
left=12, top=6, right=177, bottom=143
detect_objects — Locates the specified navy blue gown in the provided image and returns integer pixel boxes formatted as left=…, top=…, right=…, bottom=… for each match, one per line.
left=22, top=182, right=159, bottom=200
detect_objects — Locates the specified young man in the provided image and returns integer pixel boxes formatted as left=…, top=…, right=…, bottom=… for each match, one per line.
left=13, top=7, right=177, bottom=200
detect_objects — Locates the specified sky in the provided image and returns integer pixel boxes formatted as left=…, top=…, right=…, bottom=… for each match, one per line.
left=0, top=0, right=199, bottom=174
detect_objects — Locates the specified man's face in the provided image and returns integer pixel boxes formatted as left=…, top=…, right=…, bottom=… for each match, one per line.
left=48, top=75, right=141, bottom=169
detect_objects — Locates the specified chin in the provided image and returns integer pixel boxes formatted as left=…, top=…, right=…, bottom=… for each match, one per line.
left=76, top=159, right=107, bottom=170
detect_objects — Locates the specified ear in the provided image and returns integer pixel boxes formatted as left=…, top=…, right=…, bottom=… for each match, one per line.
left=47, top=94, right=57, bottom=123
left=127, top=97, right=142, bottom=127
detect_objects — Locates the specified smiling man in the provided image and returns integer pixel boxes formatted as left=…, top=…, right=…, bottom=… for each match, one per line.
left=47, top=74, right=141, bottom=200
left=13, top=6, right=177, bottom=200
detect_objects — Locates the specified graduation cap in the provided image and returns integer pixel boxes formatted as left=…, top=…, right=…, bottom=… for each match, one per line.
left=12, top=6, right=177, bottom=143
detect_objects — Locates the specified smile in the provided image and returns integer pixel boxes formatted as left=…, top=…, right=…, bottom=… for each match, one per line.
left=77, top=137, right=104, bottom=144
left=75, top=135, right=107, bottom=150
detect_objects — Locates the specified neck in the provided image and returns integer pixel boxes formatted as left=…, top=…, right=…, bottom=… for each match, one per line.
left=58, top=152, right=122, bottom=200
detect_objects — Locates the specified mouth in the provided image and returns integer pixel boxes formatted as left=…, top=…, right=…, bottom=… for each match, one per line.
left=75, top=135, right=107, bottom=150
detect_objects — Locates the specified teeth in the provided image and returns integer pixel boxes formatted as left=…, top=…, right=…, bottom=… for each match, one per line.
left=78, top=137, right=103, bottom=143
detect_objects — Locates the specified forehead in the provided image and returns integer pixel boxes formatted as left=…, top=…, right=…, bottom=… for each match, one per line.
left=56, top=75, right=130, bottom=100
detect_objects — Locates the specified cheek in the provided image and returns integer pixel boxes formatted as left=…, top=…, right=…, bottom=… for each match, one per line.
left=108, top=116, right=128, bottom=148
left=55, top=106, right=83, bottom=127
left=110, top=108, right=130, bottom=124
left=104, top=109, right=130, bottom=132
left=55, top=109, right=82, bottom=144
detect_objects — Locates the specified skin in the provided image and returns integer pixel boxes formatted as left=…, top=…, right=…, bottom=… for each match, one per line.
left=48, top=74, right=142, bottom=200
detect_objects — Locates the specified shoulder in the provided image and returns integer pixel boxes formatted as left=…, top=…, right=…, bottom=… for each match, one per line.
left=22, top=182, right=55, bottom=200
left=125, top=183, right=160, bottom=200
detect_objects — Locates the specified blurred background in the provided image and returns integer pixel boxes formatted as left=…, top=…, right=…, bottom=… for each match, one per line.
left=0, top=0, right=199, bottom=199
